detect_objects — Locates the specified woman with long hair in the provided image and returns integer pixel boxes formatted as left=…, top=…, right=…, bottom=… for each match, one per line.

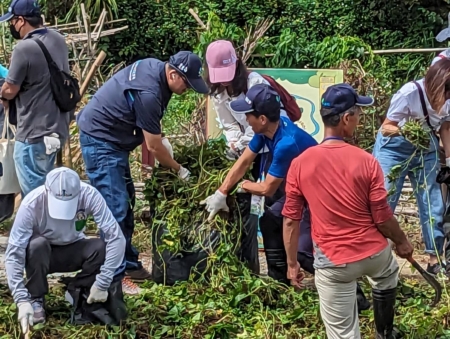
left=373, top=59, right=450, bottom=275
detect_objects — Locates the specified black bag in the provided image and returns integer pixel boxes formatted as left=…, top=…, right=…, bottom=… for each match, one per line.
left=63, top=278, right=127, bottom=326
left=0, top=77, right=17, bottom=126
left=0, top=193, right=14, bottom=223
left=32, top=38, right=81, bottom=112
left=437, top=167, right=450, bottom=274
left=152, top=222, right=221, bottom=285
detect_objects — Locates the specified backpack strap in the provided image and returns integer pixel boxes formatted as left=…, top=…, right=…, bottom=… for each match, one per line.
left=412, top=81, right=434, bottom=132
left=31, top=38, right=56, bottom=65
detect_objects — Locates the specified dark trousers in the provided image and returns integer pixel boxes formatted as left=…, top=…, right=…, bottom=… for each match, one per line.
left=259, top=209, right=290, bottom=285
left=236, top=193, right=260, bottom=274
left=25, top=237, right=106, bottom=299
left=80, top=131, right=141, bottom=274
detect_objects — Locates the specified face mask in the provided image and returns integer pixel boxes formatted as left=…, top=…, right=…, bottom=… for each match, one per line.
left=440, top=99, right=450, bottom=116
left=9, top=23, right=21, bottom=40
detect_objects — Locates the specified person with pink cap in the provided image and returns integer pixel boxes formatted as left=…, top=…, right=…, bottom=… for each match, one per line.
left=204, top=40, right=290, bottom=276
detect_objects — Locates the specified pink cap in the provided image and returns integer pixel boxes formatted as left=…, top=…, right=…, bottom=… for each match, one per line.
left=206, top=40, right=237, bottom=83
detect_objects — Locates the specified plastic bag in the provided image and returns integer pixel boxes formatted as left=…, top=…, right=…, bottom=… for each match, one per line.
left=152, top=222, right=221, bottom=285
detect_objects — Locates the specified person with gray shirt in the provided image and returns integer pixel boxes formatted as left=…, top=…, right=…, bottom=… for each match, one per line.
left=0, top=0, right=70, bottom=197
left=5, top=167, right=125, bottom=333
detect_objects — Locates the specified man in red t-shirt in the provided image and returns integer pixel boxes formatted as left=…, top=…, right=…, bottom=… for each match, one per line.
left=282, top=84, right=413, bottom=339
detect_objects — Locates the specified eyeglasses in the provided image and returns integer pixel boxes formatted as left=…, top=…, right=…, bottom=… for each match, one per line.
left=180, top=75, right=191, bottom=89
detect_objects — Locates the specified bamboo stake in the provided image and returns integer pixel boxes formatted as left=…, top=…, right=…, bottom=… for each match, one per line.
left=80, top=51, right=107, bottom=96
left=82, top=10, right=107, bottom=79
left=71, top=51, right=107, bottom=166
left=188, top=8, right=206, bottom=29
left=80, top=4, right=92, bottom=56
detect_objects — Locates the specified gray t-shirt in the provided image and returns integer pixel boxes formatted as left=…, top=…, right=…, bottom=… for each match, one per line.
left=6, top=28, right=70, bottom=143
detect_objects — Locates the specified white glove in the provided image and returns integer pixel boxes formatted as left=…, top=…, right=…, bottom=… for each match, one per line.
left=87, top=284, right=108, bottom=304
left=446, top=157, right=450, bottom=168
left=43, top=133, right=61, bottom=155
left=17, top=302, right=34, bottom=334
left=200, top=190, right=229, bottom=221
left=178, top=166, right=191, bottom=181
left=162, top=137, right=174, bottom=159
left=225, top=148, right=239, bottom=161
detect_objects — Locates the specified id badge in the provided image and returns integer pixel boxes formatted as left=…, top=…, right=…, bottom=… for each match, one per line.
left=250, top=176, right=265, bottom=217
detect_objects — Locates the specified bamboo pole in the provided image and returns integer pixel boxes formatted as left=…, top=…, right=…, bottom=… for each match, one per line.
left=188, top=8, right=206, bottom=29
left=80, top=51, right=107, bottom=96
left=80, top=4, right=92, bottom=56
left=70, top=51, right=107, bottom=166
left=252, top=47, right=449, bottom=58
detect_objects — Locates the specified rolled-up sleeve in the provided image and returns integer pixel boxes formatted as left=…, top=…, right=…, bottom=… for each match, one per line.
left=86, top=186, right=125, bottom=290
left=385, top=91, right=410, bottom=122
left=369, top=158, right=394, bottom=224
left=282, top=159, right=305, bottom=220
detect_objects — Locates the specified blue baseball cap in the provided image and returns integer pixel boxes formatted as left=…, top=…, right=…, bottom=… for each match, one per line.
left=0, top=0, right=41, bottom=23
left=230, top=84, right=281, bottom=116
left=169, top=51, right=208, bottom=94
left=321, top=83, right=374, bottom=117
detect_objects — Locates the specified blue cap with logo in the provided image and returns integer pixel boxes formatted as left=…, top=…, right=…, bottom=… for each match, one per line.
left=230, top=84, right=281, bottom=115
left=321, top=83, right=374, bottom=116
left=0, top=0, right=41, bottom=23
left=169, top=51, right=208, bottom=94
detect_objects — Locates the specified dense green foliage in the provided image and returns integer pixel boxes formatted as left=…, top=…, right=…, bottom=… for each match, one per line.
left=97, top=0, right=449, bottom=148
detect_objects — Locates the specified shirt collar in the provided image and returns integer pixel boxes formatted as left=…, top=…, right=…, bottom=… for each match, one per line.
left=23, top=27, right=48, bottom=40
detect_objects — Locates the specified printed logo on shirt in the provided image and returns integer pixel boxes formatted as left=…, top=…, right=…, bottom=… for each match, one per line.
left=75, top=209, right=87, bottom=232
left=129, top=60, right=142, bottom=81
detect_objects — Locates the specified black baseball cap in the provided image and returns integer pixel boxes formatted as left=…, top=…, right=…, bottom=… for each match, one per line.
left=0, top=0, right=41, bottom=22
left=321, top=83, right=374, bottom=117
left=230, top=84, right=281, bottom=118
left=169, top=51, right=208, bottom=94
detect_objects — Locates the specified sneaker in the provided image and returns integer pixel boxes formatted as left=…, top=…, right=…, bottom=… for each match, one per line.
left=122, top=277, right=142, bottom=295
left=125, top=267, right=152, bottom=282
left=426, top=263, right=443, bottom=275
left=31, top=298, right=46, bottom=324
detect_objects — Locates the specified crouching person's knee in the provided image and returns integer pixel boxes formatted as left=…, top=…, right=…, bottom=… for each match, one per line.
left=27, top=237, right=51, bottom=263
left=89, top=238, right=106, bottom=267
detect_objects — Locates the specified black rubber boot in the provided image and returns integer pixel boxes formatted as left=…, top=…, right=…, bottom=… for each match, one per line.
left=356, top=283, right=371, bottom=313
left=265, top=248, right=290, bottom=285
left=372, top=288, right=399, bottom=339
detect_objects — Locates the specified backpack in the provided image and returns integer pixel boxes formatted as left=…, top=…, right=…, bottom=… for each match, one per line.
left=249, top=72, right=303, bottom=122
left=32, top=38, right=81, bottom=112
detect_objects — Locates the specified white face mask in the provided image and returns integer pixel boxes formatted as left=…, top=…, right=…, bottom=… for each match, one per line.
left=440, top=99, right=450, bottom=116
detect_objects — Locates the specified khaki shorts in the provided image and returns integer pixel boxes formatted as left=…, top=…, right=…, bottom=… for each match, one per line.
left=315, top=245, right=399, bottom=339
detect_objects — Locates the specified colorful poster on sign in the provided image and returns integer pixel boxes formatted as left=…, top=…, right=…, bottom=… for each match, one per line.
left=206, top=68, right=344, bottom=142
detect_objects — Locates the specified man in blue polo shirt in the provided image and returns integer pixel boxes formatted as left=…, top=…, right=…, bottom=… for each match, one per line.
left=77, top=51, right=208, bottom=294
left=201, top=83, right=317, bottom=283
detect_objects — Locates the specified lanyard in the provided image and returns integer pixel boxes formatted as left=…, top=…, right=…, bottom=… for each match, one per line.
left=259, top=143, right=269, bottom=180
left=322, top=136, right=344, bottom=143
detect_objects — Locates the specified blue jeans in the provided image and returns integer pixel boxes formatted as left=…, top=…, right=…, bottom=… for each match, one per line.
left=13, top=140, right=56, bottom=197
left=372, top=131, right=445, bottom=255
left=79, top=131, right=141, bottom=275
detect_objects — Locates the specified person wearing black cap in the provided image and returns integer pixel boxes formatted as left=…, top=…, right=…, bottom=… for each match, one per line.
left=0, top=0, right=70, bottom=197
left=200, top=83, right=317, bottom=284
left=77, top=51, right=208, bottom=294
left=282, top=83, right=413, bottom=339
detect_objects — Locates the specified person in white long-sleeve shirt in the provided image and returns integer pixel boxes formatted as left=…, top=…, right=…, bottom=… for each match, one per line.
left=205, top=40, right=288, bottom=161
left=5, top=167, right=125, bottom=334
